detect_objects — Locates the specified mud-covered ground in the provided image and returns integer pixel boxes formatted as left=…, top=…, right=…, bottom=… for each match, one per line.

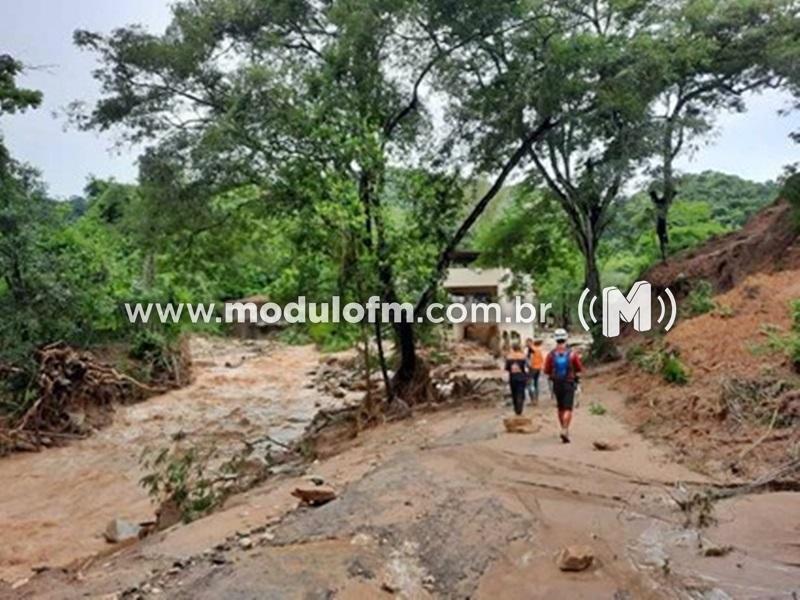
left=5, top=368, right=799, bottom=599
left=0, top=337, right=359, bottom=585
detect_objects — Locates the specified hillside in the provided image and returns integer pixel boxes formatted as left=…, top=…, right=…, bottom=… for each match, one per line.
left=643, top=197, right=800, bottom=299
left=607, top=192, right=800, bottom=480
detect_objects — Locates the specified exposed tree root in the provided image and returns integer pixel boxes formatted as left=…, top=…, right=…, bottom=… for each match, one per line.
left=0, top=342, right=186, bottom=455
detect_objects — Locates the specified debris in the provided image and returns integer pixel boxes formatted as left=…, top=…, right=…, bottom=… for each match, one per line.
left=592, top=439, right=620, bottom=451
left=308, top=475, right=325, bottom=486
left=503, top=416, right=537, bottom=434
left=103, top=519, right=142, bottom=544
left=556, top=545, right=594, bottom=571
left=261, top=531, right=276, bottom=542
left=422, top=574, right=437, bottom=591
left=291, top=484, right=337, bottom=506
left=702, top=543, right=733, bottom=557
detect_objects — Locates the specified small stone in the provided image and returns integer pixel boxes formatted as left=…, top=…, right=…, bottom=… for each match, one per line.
left=702, top=543, right=733, bottom=557
left=103, top=519, right=141, bottom=544
left=381, top=581, right=398, bottom=594
left=556, top=545, right=594, bottom=571
left=291, top=485, right=337, bottom=506
left=308, top=475, right=325, bottom=486
left=11, top=578, right=29, bottom=590
left=503, top=416, right=537, bottom=434
left=592, top=439, right=620, bottom=451
left=239, top=537, right=254, bottom=550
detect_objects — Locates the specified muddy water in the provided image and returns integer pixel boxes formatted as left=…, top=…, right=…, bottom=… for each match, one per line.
left=0, top=337, right=343, bottom=584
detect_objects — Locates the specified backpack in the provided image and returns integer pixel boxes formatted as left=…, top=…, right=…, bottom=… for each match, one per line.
left=552, top=350, right=571, bottom=381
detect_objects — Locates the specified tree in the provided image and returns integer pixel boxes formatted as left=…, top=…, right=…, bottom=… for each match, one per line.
left=0, top=54, right=42, bottom=170
left=645, top=0, right=797, bottom=259
left=459, top=0, right=663, bottom=357
left=474, top=185, right=583, bottom=327
left=74, top=0, right=578, bottom=401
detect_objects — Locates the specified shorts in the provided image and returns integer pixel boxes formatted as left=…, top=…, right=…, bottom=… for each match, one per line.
left=552, top=379, right=576, bottom=411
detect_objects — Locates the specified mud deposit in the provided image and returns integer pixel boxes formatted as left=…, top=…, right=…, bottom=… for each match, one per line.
left=0, top=338, right=347, bottom=584
left=8, top=375, right=800, bottom=599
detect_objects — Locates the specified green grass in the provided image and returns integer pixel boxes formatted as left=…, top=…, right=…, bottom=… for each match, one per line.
left=588, top=402, right=607, bottom=416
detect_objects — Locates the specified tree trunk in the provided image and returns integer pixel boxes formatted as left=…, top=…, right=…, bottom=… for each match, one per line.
left=373, top=320, right=394, bottom=402
left=652, top=119, right=677, bottom=261
left=582, top=230, right=619, bottom=362
left=650, top=190, right=671, bottom=261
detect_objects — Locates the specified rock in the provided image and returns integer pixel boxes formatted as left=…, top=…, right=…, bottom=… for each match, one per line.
left=239, top=537, right=254, bottom=550
left=556, top=545, right=594, bottom=571
left=308, top=475, right=325, bottom=486
left=503, top=416, right=537, bottom=434
left=702, top=543, right=733, bottom=557
left=103, top=519, right=141, bottom=544
left=292, top=484, right=337, bottom=506
left=422, top=574, right=436, bottom=591
left=592, top=439, right=620, bottom=451
left=332, top=388, right=347, bottom=399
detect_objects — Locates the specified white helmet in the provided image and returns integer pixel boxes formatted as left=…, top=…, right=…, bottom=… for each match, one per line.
left=553, top=328, right=568, bottom=342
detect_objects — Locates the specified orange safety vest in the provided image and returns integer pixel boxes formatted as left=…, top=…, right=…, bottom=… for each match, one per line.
left=530, top=348, right=544, bottom=370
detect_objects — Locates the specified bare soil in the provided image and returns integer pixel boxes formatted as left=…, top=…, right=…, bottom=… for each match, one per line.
left=609, top=268, right=800, bottom=481
left=642, top=198, right=800, bottom=299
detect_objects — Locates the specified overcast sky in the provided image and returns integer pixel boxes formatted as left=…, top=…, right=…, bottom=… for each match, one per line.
left=1, top=0, right=798, bottom=199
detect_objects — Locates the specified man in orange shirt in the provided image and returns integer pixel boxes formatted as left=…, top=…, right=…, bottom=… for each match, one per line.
left=525, top=338, right=545, bottom=405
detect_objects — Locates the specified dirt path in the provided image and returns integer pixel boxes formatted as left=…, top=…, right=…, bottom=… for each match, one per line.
left=7, top=368, right=799, bottom=599
left=0, top=338, right=346, bottom=585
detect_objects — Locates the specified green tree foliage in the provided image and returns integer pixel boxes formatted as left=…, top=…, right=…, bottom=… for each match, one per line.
left=644, top=0, right=797, bottom=258
left=73, top=0, right=610, bottom=397
left=474, top=185, right=583, bottom=326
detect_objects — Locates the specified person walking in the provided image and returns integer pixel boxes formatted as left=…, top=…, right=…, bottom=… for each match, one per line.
left=525, top=338, right=544, bottom=405
left=505, top=342, right=529, bottom=416
left=543, top=328, right=583, bottom=443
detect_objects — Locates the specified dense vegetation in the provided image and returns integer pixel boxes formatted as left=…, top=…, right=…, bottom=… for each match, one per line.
left=0, top=0, right=798, bottom=411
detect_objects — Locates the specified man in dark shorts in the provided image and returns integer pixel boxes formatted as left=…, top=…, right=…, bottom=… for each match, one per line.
left=543, top=328, right=584, bottom=443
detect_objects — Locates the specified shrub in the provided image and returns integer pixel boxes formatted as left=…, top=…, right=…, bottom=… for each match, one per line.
left=661, top=354, right=689, bottom=385
left=588, top=402, right=607, bottom=415
left=685, top=280, right=715, bottom=316
left=781, top=173, right=800, bottom=228
left=715, top=304, right=735, bottom=319
left=791, top=299, right=800, bottom=333
left=140, top=444, right=224, bottom=523
left=628, top=342, right=690, bottom=385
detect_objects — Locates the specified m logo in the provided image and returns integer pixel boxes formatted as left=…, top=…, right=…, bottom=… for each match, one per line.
left=578, top=281, right=677, bottom=338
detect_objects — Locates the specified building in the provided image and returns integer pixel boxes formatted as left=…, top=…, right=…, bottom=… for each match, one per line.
left=442, top=251, right=536, bottom=354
